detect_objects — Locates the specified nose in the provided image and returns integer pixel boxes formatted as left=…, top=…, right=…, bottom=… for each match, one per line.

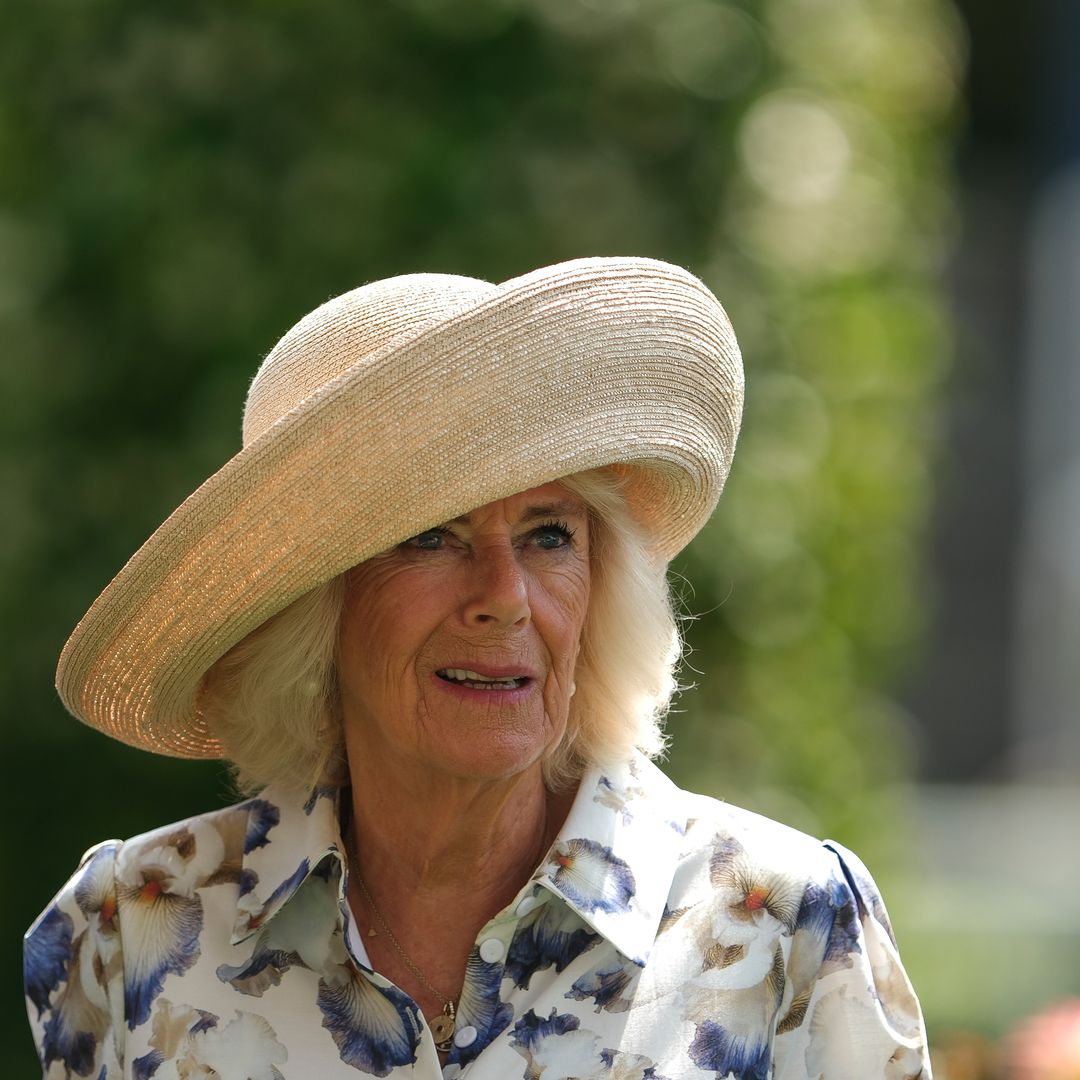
left=462, top=544, right=531, bottom=628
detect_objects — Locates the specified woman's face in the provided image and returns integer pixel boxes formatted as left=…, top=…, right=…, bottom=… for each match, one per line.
left=337, top=482, right=591, bottom=785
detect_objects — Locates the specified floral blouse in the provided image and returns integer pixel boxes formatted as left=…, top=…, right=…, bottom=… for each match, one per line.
left=25, top=756, right=930, bottom=1079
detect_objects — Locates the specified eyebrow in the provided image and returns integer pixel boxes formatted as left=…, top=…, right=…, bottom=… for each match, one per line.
left=447, top=500, right=586, bottom=526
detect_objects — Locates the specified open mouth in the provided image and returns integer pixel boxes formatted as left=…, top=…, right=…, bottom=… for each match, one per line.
left=436, top=668, right=529, bottom=691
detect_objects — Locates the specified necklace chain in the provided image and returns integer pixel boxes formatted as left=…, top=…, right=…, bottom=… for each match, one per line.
left=352, top=871, right=457, bottom=1051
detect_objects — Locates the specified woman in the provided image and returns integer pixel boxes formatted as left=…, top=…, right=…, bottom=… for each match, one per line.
left=26, top=257, right=931, bottom=1079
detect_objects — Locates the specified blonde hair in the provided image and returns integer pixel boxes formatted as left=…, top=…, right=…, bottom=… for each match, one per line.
left=202, top=468, right=680, bottom=796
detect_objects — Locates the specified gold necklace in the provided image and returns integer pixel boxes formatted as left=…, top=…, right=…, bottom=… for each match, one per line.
left=353, top=872, right=458, bottom=1051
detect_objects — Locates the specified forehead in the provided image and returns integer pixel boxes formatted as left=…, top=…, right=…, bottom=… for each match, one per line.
left=447, top=482, right=587, bottom=526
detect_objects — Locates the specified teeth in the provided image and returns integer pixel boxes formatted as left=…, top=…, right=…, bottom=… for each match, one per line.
left=438, top=668, right=525, bottom=688
left=445, top=668, right=510, bottom=682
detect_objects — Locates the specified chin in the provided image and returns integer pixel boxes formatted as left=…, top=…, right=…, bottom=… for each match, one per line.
left=429, top=727, right=563, bottom=784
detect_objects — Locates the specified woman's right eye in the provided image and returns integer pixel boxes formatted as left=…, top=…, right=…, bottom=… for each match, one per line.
left=404, top=527, right=448, bottom=550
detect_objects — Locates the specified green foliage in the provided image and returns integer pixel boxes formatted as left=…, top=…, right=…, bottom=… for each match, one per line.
left=0, top=0, right=960, bottom=1072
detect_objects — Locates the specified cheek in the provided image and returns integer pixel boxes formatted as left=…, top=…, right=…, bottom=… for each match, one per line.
left=541, top=578, right=591, bottom=688
left=338, top=566, right=431, bottom=695
left=558, top=600, right=589, bottom=662
left=560, top=568, right=591, bottom=653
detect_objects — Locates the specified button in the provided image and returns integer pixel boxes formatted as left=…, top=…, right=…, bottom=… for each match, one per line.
left=478, top=937, right=505, bottom=963
left=453, top=1025, right=478, bottom=1048
left=515, top=894, right=539, bottom=917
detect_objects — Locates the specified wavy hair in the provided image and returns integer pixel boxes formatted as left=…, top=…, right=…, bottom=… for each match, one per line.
left=201, top=468, right=680, bottom=796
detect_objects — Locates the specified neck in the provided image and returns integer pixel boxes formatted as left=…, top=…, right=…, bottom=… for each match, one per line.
left=340, top=742, right=577, bottom=1023
left=345, top=748, right=568, bottom=907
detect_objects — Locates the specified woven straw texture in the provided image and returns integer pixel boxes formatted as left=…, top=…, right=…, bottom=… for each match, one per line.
left=56, top=256, right=743, bottom=758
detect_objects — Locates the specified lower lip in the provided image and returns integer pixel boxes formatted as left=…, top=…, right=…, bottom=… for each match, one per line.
left=431, top=673, right=535, bottom=702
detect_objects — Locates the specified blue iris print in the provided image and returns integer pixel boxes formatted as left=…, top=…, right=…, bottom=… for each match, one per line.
left=24, top=904, right=74, bottom=1018
left=688, top=1019, right=771, bottom=1080
left=599, top=1048, right=668, bottom=1078
left=505, top=901, right=599, bottom=989
left=37, top=926, right=112, bottom=1077
left=796, top=874, right=860, bottom=966
left=42, top=987, right=100, bottom=1077
left=221, top=861, right=339, bottom=995
left=132, top=1048, right=164, bottom=1079
left=565, top=956, right=640, bottom=1013
left=794, top=878, right=836, bottom=942
left=447, top=952, right=514, bottom=1066
left=120, top=886, right=203, bottom=1028
left=825, top=842, right=894, bottom=941
left=593, top=775, right=640, bottom=825
left=243, top=799, right=281, bottom=853
left=238, top=867, right=259, bottom=898
left=217, top=941, right=303, bottom=997
left=132, top=1001, right=287, bottom=1079
left=708, top=835, right=746, bottom=885
left=241, top=858, right=311, bottom=931
left=509, top=1007, right=582, bottom=1052
left=318, top=968, right=420, bottom=1076
left=303, top=785, right=337, bottom=815
left=73, top=845, right=120, bottom=922
left=511, top=1009, right=630, bottom=1078
left=266, top=858, right=312, bottom=908
left=822, top=878, right=861, bottom=966
left=27, top=848, right=119, bottom=1075
left=658, top=903, right=693, bottom=935
left=548, top=839, right=635, bottom=914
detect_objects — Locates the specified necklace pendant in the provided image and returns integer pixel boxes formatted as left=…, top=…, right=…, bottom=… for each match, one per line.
left=430, top=1003, right=456, bottom=1049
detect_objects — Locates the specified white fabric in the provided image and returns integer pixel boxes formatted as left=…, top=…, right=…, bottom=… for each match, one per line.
left=25, top=756, right=931, bottom=1078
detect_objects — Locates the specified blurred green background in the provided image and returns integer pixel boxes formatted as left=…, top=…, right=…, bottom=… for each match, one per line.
left=5, top=1, right=1074, bottom=1077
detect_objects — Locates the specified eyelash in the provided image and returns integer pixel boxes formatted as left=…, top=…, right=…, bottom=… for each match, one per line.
left=534, top=519, right=576, bottom=547
left=403, top=520, right=576, bottom=550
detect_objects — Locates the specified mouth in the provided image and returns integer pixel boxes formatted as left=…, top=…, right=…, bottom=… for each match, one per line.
left=436, top=667, right=531, bottom=691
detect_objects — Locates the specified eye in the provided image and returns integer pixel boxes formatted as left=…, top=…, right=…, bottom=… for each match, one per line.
left=531, top=520, right=576, bottom=550
left=403, top=527, right=449, bottom=550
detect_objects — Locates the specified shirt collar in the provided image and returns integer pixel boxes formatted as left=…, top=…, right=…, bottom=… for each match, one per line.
left=534, top=755, right=685, bottom=966
left=231, top=756, right=686, bottom=965
left=229, top=785, right=345, bottom=945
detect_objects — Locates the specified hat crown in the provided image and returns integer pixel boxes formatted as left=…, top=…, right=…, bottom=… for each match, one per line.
left=242, top=273, right=497, bottom=445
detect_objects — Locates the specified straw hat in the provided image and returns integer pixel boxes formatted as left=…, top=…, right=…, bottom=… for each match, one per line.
left=56, top=256, right=743, bottom=758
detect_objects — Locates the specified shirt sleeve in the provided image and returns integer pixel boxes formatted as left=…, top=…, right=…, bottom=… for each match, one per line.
left=772, top=840, right=932, bottom=1079
left=24, top=840, right=126, bottom=1078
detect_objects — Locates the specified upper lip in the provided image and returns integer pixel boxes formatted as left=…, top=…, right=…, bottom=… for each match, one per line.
left=435, top=662, right=538, bottom=680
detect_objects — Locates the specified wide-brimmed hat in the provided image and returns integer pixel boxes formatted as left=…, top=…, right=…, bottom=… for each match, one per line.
left=56, top=256, right=743, bottom=758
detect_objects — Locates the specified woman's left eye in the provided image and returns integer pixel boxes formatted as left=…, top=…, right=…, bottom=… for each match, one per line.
left=531, top=520, right=575, bottom=549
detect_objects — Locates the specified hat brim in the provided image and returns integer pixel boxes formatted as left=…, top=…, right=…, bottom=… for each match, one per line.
left=56, top=257, right=742, bottom=757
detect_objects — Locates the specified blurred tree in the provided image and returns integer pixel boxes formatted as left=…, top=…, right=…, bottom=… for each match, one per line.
left=0, top=0, right=960, bottom=1072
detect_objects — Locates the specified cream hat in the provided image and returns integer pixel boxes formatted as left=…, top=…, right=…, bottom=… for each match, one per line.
left=56, top=256, right=743, bottom=757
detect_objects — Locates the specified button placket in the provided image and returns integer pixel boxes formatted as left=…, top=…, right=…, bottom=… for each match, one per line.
left=448, top=919, right=518, bottom=1068
left=478, top=937, right=505, bottom=963
left=453, top=1024, right=479, bottom=1048
left=514, top=893, right=540, bottom=918
left=448, top=887, right=551, bottom=1072
left=476, top=913, right=517, bottom=968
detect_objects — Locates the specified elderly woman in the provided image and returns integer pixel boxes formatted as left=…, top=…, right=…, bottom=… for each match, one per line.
left=25, top=258, right=930, bottom=1079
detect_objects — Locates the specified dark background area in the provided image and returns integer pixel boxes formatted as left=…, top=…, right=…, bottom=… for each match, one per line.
left=906, top=0, right=1036, bottom=781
